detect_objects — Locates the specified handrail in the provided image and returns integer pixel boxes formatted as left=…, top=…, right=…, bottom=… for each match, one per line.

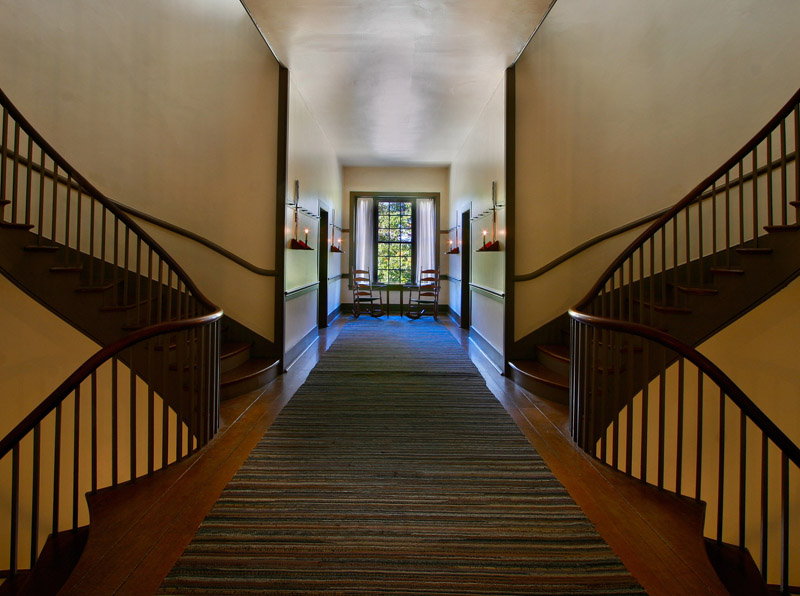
left=0, top=88, right=218, bottom=311
left=0, top=311, right=221, bottom=462
left=575, top=86, right=800, bottom=311
left=569, top=310, right=800, bottom=468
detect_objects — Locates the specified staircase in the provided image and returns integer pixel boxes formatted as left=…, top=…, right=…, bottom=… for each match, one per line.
left=567, top=88, right=800, bottom=595
left=0, top=88, right=225, bottom=594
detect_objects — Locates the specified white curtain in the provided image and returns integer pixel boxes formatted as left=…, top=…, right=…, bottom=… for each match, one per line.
left=354, top=197, right=373, bottom=276
left=415, top=198, right=436, bottom=283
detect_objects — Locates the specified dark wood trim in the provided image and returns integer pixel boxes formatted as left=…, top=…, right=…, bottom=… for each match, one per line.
left=511, top=0, right=558, bottom=65
left=504, top=64, right=516, bottom=376
left=470, top=282, right=505, bottom=301
left=285, top=281, right=319, bottom=300
left=326, top=304, right=343, bottom=326
left=237, top=0, right=285, bottom=67
left=274, top=65, right=289, bottom=370
left=448, top=306, right=462, bottom=327
left=283, top=326, right=319, bottom=371
left=318, top=208, right=329, bottom=329
left=469, top=326, right=503, bottom=374
left=327, top=273, right=345, bottom=283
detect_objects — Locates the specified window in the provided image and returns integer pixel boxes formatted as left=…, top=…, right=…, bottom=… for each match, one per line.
left=376, top=200, right=413, bottom=284
left=352, top=194, right=437, bottom=285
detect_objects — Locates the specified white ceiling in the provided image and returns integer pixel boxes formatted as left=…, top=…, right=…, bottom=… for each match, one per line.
left=243, top=0, right=553, bottom=166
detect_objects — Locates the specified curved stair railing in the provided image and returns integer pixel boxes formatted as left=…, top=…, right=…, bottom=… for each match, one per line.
left=0, top=89, right=222, bottom=583
left=569, top=88, right=800, bottom=593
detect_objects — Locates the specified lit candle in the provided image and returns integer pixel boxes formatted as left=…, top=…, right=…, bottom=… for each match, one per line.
left=337, top=237, right=342, bottom=248
left=304, top=228, right=309, bottom=244
left=482, top=229, right=487, bottom=248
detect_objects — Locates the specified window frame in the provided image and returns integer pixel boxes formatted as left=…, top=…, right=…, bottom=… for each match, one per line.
left=373, top=198, right=417, bottom=285
left=349, top=191, right=440, bottom=286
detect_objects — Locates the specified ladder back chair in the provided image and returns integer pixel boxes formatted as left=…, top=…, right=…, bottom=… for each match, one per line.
left=351, top=269, right=385, bottom=318
left=407, top=269, right=440, bottom=320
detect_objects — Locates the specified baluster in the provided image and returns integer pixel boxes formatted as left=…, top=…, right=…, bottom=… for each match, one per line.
left=753, top=146, right=759, bottom=247
left=10, top=445, right=19, bottom=576
left=625, top=331, right=634, bottom=476
left=760, top=434, right=769, bottom=578
left=111, top=357, right=118, bottom=486
left=738, top=409, right=747, bottom=549
left=627, top=257, right=634, bottom=323
left=676, top=358, right=685, bottom=495
left=51, top=163, right=59, bottom=246
left=177, top=331, right=185, bottom=459
left=64, top=176, right=72, bottom=264
left=640, top=340, right=650, bottom=482
left=53, top=403, right=62, bottom=535
left=711, top=180, right=718, bottom=268
left=779, top=453, right=789, bottom=594
left=698, top=193, right=705, bottom=284
left=75, top=189, right=82, bottom=267
left=135, top=237, right=142, bottom=325
left=672, top=216, right=678, bottom=304
left=660, top=226, right=666, bottom=305
left=30, top=423, right=41, bottom=566
left=724, top=172, right=731, bottom=268
left=146, top=248, right=153, bottom=327
left=190, top=327, right=198, bottom=452
left=716, top=389, right=725, bottom=543
left=129, top=349, right=137, bottom=481
left=738, top=161, right=745, bottom=246
left=586, top=325, right=598, bottom=452
left=657, top=351, right=666, bottom=490
left=162, top=328, right=170, bottom=469
left=25, top=134, right=32, bottom=225
left=0, top=106, right=8, bottom=209
left=685, top=207, right=691, bottom=289
left=167, top=269, right=173, bottom=323
left=638, top=246, right=645, bottom=324
left=780, top=119, right=787, bottom=226
left=37, top=148, right=45, bottom=244
left=696, top=370, right=704, bottom=500
left=766, top=133, right=774, bottom=227
left=123, top=227, right=130, bottom=307
left=794, top=105, right=800, bottom=223
left=91, top=371, right=98, bottom=492
left=100, top=207, right=107, bottom=289
left=649, top=237, right=655, bottom=324
left=72, top=387, right=80, bottom=530
left=11, top=121, right=19, bottom=222
left=113, top=216, right=119, bottom=306
left=157, top=257, right=164, bottom=325
left=147, top=338, right=155, bottom=475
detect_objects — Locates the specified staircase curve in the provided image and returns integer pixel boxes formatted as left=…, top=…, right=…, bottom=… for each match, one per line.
left=0, top=88, right=223, bottom=593
left=568, top=89, right=800, bottom=594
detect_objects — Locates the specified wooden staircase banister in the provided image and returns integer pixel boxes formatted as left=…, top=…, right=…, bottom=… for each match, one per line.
left=568, top=309, right=800, bottom=469
left=0, top=87, right=217, bottom=312
left=575, top=86, right=800, bottom=312
left=0, top=310, right=221, bottom=462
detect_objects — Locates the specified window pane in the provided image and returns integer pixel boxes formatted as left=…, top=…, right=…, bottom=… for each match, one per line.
left=375, top=200, right=413, bottom=285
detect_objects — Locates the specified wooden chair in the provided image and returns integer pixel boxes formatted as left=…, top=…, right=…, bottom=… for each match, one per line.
left=351, top=269, right=385, bottom=318
left=406, top=269, right=440, bottom=320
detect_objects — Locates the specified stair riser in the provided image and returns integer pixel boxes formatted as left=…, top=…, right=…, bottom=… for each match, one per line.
left=508, top=367, right=569, bottom=405
left=536, top=348, right=570, bottom=378
left=220, top=365, right=279, bottom=401
left=221, top=347, right=251, bottom=375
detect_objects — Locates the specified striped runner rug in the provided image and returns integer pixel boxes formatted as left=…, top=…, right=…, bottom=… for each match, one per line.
left=158, top=319, right=646, bottom=595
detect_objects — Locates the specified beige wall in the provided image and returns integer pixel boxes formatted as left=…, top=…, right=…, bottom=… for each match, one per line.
left=0, top=0, right=281, bottom=339
left=448, top=75, right=506, bottom=355
left=341, top=166, right=451, bottom=308
left=514, top=0, right=800, bottom=339
left=284, top=76, right=342, bottom=352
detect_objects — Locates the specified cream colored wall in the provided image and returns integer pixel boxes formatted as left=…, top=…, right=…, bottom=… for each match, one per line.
left=341, top=166, right=451, bottom=308
left=514, top=0, right=800, bottom=339
left=284, top=76, right=342, bottom=352
left=0, top=0, right=281, bottom=340
left=448, top=75, right=506, bottom=354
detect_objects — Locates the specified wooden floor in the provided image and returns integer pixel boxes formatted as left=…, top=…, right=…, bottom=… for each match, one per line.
left=58, top=315, right=730, bottom=596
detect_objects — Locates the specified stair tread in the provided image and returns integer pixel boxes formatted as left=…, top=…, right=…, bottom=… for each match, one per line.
left=99, top=299, right=151, bottom=312
left=221, top=358, right=279, bottom=386
left=710, top=267, right=745, bottom=275
left=669, top=283, right=719, bottom=296
left=537, top=344, right=570, bottom=363
left=49, top=265, right=83, bottom=273
left=221, top=341, right=252, bottom=360
left=735, top=247, right=773, bottom=255
left=635, top=298, right=692, bottom=314
left=763, top=222, right=800, bottom=232
left=1, top=221, right=34, bottom=230
left=508, top=360, right=568, bottom=390
left=23, top=244, right=59, bottom=252
left=75, top=283, right=115, bottom=293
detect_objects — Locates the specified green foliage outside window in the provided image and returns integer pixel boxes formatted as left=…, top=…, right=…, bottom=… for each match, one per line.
left=376, top=201, right=413, bottom=284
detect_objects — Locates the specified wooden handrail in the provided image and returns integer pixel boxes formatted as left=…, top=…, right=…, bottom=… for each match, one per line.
left=574, top=86, right=800, bottom=311
left=0, top=311, right=221, bottom=462
left=569, top=309, right=800, bottom=468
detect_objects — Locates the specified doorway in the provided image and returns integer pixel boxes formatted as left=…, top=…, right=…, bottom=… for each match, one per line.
left=318, top=208, right=329, bottom=328
left=460, top=209, right=470, bottom=329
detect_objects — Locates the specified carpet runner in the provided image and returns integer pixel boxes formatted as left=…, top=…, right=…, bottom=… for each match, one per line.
left=158, top=319, right=646, bottom=594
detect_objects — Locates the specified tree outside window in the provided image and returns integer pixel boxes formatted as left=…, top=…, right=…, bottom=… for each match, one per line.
left=376, top=200, right=413, bottom=284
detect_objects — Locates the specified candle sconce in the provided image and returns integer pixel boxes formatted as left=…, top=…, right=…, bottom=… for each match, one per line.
left=330, top=208, right=344, bottom=253
left=476, top=181, right=502, bottom=252
left=445, top=210, right=460, bottom=255
left=288, top=179, right=314, bottom=250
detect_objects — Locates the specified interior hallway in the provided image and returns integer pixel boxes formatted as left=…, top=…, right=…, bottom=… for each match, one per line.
left=58, top=315, right=728, bottom=596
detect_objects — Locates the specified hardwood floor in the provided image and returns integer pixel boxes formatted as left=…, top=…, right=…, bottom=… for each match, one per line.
left=59, top=316, right=728, bottom=595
